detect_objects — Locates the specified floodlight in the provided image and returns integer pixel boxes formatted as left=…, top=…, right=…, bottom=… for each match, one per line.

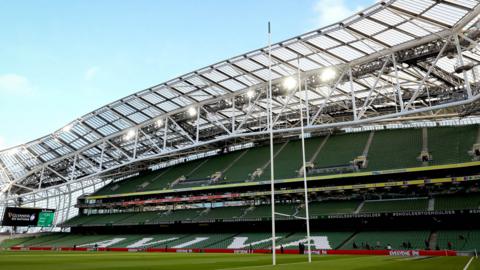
left=124, top=129, right=136, bottom=140
left=246, top=90, right=255, bottom=99
left=188, top=107, right=197, bottom=117
left=282, top=77, right=297, bottom=91
left=155, top=119, right=164, bottom=128
left=320, top=68, right=337, bottom=82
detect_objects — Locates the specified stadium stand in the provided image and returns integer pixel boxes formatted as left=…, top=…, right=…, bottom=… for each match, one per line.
left=367, top=129, right=422, bottom=171
left=434, top=193, right=480, bottom=211
left=343, top=231, right=431, bottom=250
left=427, top=126, right=477, bottom=166
left=222, top=146, right=272, bottom=182
left=4, top=3, right=480, bottom=268
left=7, top=231, right=466, bottom=251
left=298, top=200, right=360, bottom=217
left=196, top=206, right=248, bottom=222
left=360, top=198, right=429, bottom=213
left=436, top=230, right=480, bottom=251
left=90, top=126, right=480, bottom=198
left=313, top=132, right=368, bottom=170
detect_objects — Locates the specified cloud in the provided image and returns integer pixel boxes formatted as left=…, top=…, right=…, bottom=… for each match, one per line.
left=84, top=66, right=100, bottom=81
left=313, top=0, right=370, bottom=27
left=0, top=74, right=34, bottom=96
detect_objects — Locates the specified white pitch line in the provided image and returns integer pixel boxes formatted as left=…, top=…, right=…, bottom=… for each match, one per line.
left=216, top=261, right=311, bottom=270
left=463, top=257, right=474, bottom=270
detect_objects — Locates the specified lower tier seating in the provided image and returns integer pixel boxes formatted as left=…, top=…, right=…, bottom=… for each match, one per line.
left=343, top=231, right=431, bottom=250
left=10, top=230, right=480, bottom=250
left=0, top=232, right=355, bottom=250
left=436, top=230, right=480, bottom=251
left=360, top=198, right=429, bottom=213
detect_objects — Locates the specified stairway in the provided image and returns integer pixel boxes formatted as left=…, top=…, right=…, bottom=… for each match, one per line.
left=362, top=131, right=375, bottom=157
left=428, top=231, right=438, bottom=250
left=354, top=201, right=365, bottom=214
left=421, top=127, right=430, bottom=166
left=428, top=198, right=435, bottom=211
left=338, top=232, right=358, bottom=250
left=308, top=134, right=330, bottom=163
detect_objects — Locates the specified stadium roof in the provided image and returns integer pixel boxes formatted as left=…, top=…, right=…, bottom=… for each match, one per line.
left=2, top=0, right=480, bottom=197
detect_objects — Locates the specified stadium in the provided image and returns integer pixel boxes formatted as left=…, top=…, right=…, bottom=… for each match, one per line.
left=2, top=0, right=480, bottom=269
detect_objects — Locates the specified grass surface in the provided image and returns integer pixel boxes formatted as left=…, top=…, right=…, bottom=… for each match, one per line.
left=0, top=251, right=478, bottom=270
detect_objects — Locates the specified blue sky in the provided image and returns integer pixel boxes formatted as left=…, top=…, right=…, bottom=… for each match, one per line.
left=0, top=0, right=374, bottom=150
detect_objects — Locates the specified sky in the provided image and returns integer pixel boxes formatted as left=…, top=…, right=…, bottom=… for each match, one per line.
left=0, top=0, right=375, bottom=150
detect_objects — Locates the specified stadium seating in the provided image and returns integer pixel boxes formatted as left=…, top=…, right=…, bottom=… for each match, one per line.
left=0, top=236, right=35, bottom=248
left=90, top=126, right=479, bottom=197
left=222, top=146, right=271, bottom=182
left=241, top=204, right=298, bottom=220
left=436, top=230, right=480, bottom=251
left=6, top=231, right=441, bottom=251
left=367, top=128, right=422, bottom=171
left=148, top=209, right=203, bottom=224
left=116, top=211, right=160, bottom=225
left=314, top=132, right=368, bottom=169
left=196, top=206, right=248, bottom=222
left=67, top=191, right=480, bottom=228
left=208, top=233, right=276, bottom=249
left=428, top=126, right=477, bottom=166
left=164, top=234, right=235, bottom=248
left=187, top=150, right=248, bottom=182
left=14, top=233, right=67, bottom=247
left=298, top=200, right=360, bottom=217
left=261, top=136, right=329, bottom=180
left=360, top=198, right=428, bottom=213
left=343, top=231, right=430, bottom=250
left=434, top=193, right=480, bottom=210
left=144, top=159, right=208, bottom=190
left=276, top=232, right=354, bottom=250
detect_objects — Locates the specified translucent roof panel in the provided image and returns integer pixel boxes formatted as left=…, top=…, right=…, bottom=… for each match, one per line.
left=1, top=0, right=479, bottom=191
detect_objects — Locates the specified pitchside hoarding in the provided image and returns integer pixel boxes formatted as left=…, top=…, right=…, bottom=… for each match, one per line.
left=1, top=207, right=55, bottom=227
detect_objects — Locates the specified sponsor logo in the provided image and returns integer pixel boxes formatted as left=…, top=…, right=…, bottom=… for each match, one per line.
left=176, top=249, right=193, bottom=253
left=389, top=250, right=420, bottom=256
left=7, top=212, right=36, bottom=222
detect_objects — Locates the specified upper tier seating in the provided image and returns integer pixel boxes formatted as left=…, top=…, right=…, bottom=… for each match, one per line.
left=428, top=126, right=477, bottom=166
left=92, top=125, right=479, bottom=197
left=314, top=132, right=368, bottom=169
left=367, top=128, right=422, bottom=171
left=222, top=146, right=272, bottom=182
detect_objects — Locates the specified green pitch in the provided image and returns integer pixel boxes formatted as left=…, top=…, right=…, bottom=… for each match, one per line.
left=0, top=251, right=478, bottom=270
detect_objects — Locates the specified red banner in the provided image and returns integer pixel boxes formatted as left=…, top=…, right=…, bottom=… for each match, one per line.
left=9, top=246, right=458, bottom=257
